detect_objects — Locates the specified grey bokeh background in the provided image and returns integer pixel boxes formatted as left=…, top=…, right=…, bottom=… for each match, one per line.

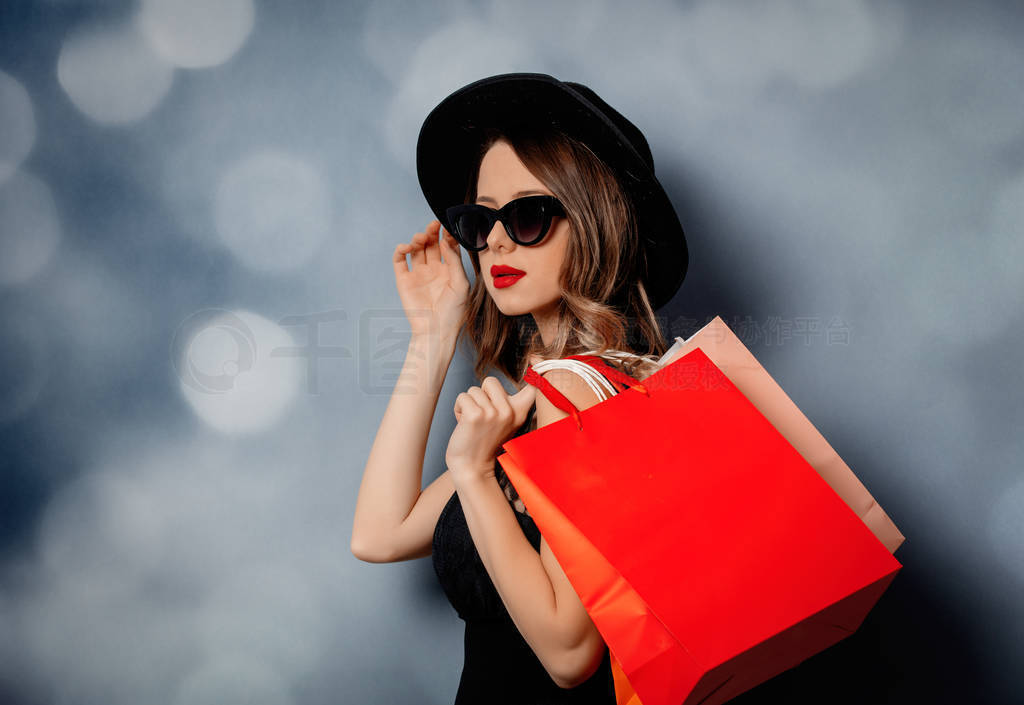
left=1, top=0, right=1022, bottom=703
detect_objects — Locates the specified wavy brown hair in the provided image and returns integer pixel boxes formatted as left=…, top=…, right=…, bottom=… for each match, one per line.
left=455, top=126, right=668, bottom=384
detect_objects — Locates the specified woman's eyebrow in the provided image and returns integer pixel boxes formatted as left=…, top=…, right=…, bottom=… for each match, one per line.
left=476, top=189, right=550, bottom=204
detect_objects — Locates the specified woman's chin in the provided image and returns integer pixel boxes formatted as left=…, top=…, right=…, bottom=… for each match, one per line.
left=488, top=289, right=561, bottom=320
left=486, top=289, right=527, bottom=317
left=491, top=300, right=531, bottom=317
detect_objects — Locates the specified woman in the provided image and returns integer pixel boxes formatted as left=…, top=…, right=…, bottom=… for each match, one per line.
left=351, top=73, right=688, bottom=703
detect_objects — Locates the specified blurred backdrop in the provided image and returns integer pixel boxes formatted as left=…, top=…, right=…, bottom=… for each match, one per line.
left=1, top=0, right=1022, bottom=703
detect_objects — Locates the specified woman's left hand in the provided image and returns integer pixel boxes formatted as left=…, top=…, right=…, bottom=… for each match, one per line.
left=446, top=377, right=536, bottom=482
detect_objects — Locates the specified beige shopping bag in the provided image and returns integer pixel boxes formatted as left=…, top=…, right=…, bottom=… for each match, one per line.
left=658, top=316, right=904, bottom=553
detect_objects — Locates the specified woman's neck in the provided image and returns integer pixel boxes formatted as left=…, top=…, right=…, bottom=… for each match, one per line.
left=531, top=303, right=560, bottom=348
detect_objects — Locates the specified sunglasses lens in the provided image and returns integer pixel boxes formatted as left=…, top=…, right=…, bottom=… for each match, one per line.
left=508, top=199, right=549, bottom=245
left=451, top=209, right=490, bottom=250
left=447, top=197, right=561, bottom=250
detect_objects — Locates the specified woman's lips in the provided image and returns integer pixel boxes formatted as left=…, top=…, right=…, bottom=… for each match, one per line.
left=490, top=264, right=526, bottom=289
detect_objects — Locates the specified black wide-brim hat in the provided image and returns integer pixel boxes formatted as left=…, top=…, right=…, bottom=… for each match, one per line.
left=416, top=72, right=687, bottom=311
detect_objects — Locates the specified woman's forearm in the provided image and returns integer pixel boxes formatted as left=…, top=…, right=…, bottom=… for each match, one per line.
left=351, top=333, right=456, bottom=556
left=453, top=471, right=579, bottom=686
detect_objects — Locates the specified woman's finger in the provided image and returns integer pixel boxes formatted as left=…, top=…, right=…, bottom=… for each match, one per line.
left=454, top=391, right=479, bottom=422
left=423, top=221, right=442, bottom=266
left=440, top=228, right=468, bottom=283
left=409, top=231, right=429, bottom=267
left=481, top=377, right=513, bottom=417
left=401, top=231, right=425, bottom=266
left=508, top=385, right=537, bottom=427
left=393, top=242, right=412, bottom=276
left=466, top=386, right=494, bottom=416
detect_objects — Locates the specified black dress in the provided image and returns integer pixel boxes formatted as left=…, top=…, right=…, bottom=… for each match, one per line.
left=432, top=406, right=617, bottom=704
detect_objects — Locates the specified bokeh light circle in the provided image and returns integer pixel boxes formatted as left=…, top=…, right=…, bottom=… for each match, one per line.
left=0, top=171, right=61, bottom=286
left=0, top=70, right=36, bottom=184
left=214, top=150, right=330, bottom=272
left=175, top=309, right=303, bottom=434
left=57, top=21, right=174, bottom=125
left=138, top=0, right=255, bottom=69
left=383, top=19, right=534, bottom=172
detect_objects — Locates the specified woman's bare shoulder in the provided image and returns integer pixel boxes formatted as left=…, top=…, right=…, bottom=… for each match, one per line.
left=532, top=366, right=603, bottom=428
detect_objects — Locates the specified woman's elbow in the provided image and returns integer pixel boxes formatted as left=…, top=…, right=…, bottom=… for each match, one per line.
left=350, top=536, right=374, bottom=562
left=350, top=535, right=391, bottom=563
left=549, top=638, right=607, bottom=689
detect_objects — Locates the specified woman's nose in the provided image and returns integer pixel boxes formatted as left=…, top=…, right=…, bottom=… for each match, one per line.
left=485, top=219, right=513, bottom=251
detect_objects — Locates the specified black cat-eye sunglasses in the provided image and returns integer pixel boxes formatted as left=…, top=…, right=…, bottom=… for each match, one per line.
left=445, top=195, right=566, bottom=252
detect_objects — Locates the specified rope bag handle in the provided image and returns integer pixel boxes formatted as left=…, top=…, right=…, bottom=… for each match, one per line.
left=522, top=354, right=649, bottom=430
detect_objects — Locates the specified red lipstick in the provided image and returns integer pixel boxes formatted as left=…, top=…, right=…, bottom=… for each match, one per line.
left=490, top=264, right=526, bottom=289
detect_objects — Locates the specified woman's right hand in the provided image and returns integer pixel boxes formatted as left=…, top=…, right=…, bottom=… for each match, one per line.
left=392, top=220, right=470, bottom=341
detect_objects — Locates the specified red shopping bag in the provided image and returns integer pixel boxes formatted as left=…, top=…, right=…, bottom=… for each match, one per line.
left=498, top=349, right=902, bottom=705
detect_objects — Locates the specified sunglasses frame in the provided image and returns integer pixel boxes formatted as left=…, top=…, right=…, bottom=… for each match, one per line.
left=445, top=195, right=566, bottom=252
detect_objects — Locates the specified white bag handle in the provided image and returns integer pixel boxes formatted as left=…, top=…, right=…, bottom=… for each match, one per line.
left=530, top=358, right=619, bottom=401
